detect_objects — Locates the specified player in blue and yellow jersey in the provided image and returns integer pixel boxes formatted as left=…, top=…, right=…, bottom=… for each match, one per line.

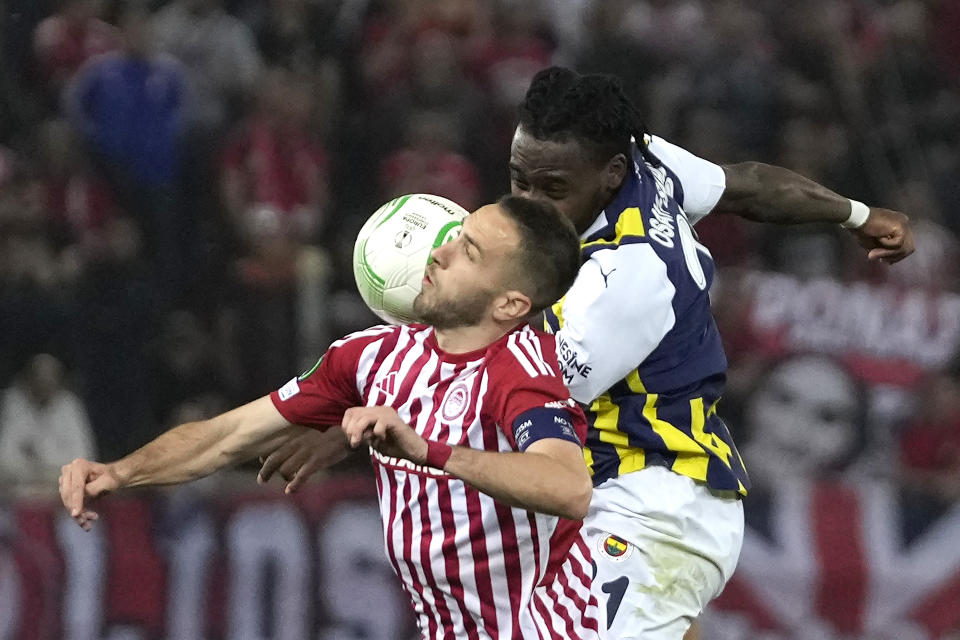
left=508, top=67, right=914, bottom=640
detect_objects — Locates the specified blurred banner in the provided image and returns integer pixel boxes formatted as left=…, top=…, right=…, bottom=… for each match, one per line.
left=4, top=474, right=960, bottom=640
left=704, top=481, right=960, bottom=640
left=1, top=474, right=414, bottom=640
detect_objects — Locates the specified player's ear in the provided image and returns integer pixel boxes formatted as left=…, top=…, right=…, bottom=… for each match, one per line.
left=493, top=290, right=532, bottom=323
left=602, top=153, right=628, bottom=192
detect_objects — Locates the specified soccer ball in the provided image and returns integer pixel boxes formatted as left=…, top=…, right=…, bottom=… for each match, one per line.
left=353, top=194, right=468, bottom=325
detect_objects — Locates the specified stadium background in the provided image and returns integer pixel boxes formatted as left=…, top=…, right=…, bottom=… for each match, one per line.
left=1, top=0, right=959, bottom=638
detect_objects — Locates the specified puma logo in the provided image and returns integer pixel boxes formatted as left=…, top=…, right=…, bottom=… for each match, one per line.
left=600, top=266, right=617, bottom=287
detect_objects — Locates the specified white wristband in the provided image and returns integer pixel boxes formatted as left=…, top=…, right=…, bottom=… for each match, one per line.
left=841, top=199, right=870, bottom=229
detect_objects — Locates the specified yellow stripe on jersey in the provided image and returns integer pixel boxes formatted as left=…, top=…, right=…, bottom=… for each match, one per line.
left=583, top=442, right=594, bottom=474
left=691, top=397, right=733, bottom=467
left=547, top=293, right=566, bottom=333
left=643, top=393, right=710, bottom=479
left=625, top=370, right=647, bottom=393
left=618, top=448, right=646, bottom=475
left=707, top=399, right=749, bottom=476
left=580, top=207, right=646, bottom=253
left=620, top=373, right=651, bottom=472
left=588, top=393, right=646, bottom=477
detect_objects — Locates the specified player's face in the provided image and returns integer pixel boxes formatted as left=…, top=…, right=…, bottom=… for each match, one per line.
left=414, top=204, right=520, bottom=330
left=509, top=125, right=621, bottom=234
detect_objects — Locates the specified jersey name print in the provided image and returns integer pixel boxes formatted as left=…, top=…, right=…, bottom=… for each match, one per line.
left=270, top=323, right=602, bottom=640
left=545, top=138, right=750, bottom=495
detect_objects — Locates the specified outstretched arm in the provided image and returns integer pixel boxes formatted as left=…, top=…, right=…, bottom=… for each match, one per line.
left=718, top=162, right=914, bottom=263
left=59, top=396, right=301, bottom=529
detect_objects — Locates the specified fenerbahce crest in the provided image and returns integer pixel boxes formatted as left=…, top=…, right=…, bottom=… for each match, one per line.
left=599, top=534, right=633, bottom=562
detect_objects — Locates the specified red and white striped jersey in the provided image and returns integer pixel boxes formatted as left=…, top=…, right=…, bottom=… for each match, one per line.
left=271, top=323, right=603, bottom=640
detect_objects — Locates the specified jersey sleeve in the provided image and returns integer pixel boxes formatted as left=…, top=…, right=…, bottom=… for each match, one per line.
left=269, top=339, right=366, bottom=429
left=492, top=332, right=588, bottom=452
left=555, top=243, right=676, bottom=404
left=648, top=135, right=726, bottom=223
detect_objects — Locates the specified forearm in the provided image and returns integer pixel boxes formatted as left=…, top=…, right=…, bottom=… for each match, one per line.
left=719, top=162, right=851, bottom=225
left=112, top=399, right=295, bottom=489
left=110, top=420, right=233, bottom=488
left=442, top=446, right=591, bottom=520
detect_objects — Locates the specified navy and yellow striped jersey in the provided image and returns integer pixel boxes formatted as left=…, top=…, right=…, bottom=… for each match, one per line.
left=544, top=136, right=750, bottom=495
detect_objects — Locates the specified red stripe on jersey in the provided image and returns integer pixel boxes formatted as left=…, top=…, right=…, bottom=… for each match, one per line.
left=393, top=336, right=434, bottom=403
left=565, top=538, right=594, bottom=601
left=524, top=327, right=556, bottom=376
left=542, top=521, right=582, bottom=585
left=493, top=501, right=523, bottom=631
left=399, top=475, right=434, bottom=636
left=416, top=478, right=451, bottom=639
left=362, top=329, right=413, bottom=405
left=813, top=483, right=867, bottom=634
left=464, top=488, right=498, bottom=638
left=436, top=479, right=480, bottom=640
left=553, top=584, right=584, bottom=638
left=462, top=367, right=498, bottom=635
left=558, top=541, right=600, bottom=634
left=519, top=330, right=550, bottom=376
left=547, top=577, right=581, bottom=640
left=528, top=512, right=542, bottom=586
left=360, top=332, right=399, bottom=393
left=378, top=466, right=419, bottom=622
left=533, top=591, right=563, bottom=640
left=422, top=361, right=471, bottom=444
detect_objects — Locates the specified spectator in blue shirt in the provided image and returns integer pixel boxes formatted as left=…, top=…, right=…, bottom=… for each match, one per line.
left=64, top=1, right=188, bottom=304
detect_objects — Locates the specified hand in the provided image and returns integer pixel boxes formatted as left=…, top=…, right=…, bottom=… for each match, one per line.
left=58, top=458, right=121, bottom=531
left=341, top=406, right=428, bottom=464
left=850, top=208, right=914, bottom=264
left=257, top=427, right=348, bottom=494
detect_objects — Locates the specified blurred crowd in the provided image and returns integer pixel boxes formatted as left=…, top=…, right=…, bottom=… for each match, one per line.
left=0, top=0, right=958, bottom=527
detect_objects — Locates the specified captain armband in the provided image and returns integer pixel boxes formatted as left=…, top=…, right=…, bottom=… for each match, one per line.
left=512, top=407, right=582, bottom=452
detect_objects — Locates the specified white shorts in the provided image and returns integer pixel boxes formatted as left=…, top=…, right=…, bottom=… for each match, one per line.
left=583, top=465, right=744, bottom=640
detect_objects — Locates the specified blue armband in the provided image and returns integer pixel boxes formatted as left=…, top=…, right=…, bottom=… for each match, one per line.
left=512, top=407, right=581, bottom=452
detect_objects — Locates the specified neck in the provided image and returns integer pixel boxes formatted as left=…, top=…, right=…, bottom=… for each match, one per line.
left=576, top=189, right=619, bottom=235
left=433, top=321, right=515, bottom=354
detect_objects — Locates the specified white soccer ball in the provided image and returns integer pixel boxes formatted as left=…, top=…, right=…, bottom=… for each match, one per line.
left=353, top=193, right=467, bottom=325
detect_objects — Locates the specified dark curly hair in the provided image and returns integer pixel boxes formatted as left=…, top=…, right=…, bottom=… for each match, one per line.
left=518, top=66, right=660, bottom=167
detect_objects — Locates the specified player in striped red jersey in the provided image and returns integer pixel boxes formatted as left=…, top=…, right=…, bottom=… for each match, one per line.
left=57, top=196, right=605, bottom=640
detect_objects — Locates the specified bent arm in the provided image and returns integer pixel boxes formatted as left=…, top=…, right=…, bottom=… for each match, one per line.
left=443, top=438, right=592, bottom=520
left=717, top=162, right=914, bottom=262
left=717, top=162, right=850, bottom=224
left=113, top=396, right=300, bottom=488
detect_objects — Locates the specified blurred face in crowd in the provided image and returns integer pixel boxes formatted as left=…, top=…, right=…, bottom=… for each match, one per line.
left=256, top=69, right=314, bottom=133
left=509, top=125, right=626, bottom=234
left=24, top=354, right=65, bottom=407
left=743, top=355, right=861, bottom=484
left=414, top=204, right=528, bottom=330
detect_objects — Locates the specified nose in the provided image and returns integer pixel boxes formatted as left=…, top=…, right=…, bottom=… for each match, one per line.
left=429, top=241, right=450, bottom=267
